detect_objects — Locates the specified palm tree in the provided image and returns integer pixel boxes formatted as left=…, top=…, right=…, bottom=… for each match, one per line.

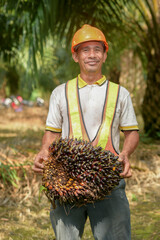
left=1, top=0, right=160, bottom=138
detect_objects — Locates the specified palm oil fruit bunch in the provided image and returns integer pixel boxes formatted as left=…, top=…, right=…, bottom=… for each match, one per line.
left=42, top=138, right=123, bottom=208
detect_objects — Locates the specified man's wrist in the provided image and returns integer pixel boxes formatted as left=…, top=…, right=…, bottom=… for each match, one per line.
left=120, top=150, right=129, bottom=158
left=40, top=145, right=49, bottom=153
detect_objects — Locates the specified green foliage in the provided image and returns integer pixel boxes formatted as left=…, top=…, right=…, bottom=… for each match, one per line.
left=0, top=61, right=7, bottom=88
left=0, top=11, right=22, bottom=61
left=0, top=0, right=144, bottom=91
left=0, top=162, right=20, bottom=187
left=53, top=44, right=80, bottom=82
left=0, top=161, right=33, bottom=188
left=39, top=185, right=47, bottom=203
left=1, top=0, right=159, bottom=73
left=36, top=39, right=80, bottom=93
left=131, top=193, right=138, bottom=202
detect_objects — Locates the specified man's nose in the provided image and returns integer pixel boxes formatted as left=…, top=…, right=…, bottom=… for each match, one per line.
left=88, top=49, right=95, bottom=58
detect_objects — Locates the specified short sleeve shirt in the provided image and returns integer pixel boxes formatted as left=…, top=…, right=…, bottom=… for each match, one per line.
left=46, top=75, right=138, bottom=153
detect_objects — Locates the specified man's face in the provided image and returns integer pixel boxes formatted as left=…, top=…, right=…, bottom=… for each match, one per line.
left=72, top=41, right=107, bottom=75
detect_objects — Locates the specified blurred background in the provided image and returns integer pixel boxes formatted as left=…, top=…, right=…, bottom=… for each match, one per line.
left=0, top=1, right=160, bottom=239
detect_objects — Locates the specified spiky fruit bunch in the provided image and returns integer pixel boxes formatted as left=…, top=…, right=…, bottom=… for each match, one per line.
left=42, top=138, right=123, bottom=207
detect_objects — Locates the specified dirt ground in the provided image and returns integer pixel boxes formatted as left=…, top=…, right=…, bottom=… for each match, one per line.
left=0, top=104, right=160, bottom=240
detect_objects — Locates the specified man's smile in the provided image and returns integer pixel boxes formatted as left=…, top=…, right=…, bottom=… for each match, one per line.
left=85, top=60, right=99, bottom=65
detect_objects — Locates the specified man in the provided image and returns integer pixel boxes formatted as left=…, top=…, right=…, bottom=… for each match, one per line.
left=33, top=24, right=139, bottom=240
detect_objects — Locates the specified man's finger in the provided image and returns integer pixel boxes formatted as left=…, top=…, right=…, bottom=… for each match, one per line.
left=120, top=163, right=132, bottom=177
left=120, top=160, right=130, bottom=176
left=34, top=155, right=48, bottom=168
left=34, top=160, right=44, bottom=169
left=120, top=168, right=132, bottom=178
left=126, top=169, right=132, bottom=177
left=32, top=166, right=43, bottom=174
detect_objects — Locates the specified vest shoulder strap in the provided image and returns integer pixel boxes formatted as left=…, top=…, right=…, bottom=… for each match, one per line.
left=66, top=78, right=88, bottom=140
left=94, top=81, right=119, bottom=154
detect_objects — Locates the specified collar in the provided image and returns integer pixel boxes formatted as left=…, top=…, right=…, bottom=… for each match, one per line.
left=78, top=74, right=106, bottom=88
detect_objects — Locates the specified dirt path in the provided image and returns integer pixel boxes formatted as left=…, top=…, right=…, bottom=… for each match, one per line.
left=0, top=105, right=160, bottom=239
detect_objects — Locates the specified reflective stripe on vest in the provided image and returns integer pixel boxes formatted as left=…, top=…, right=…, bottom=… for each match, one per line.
left=65, top=78, right=89, bottom=141
left=65, top=78, right=119, bottom=155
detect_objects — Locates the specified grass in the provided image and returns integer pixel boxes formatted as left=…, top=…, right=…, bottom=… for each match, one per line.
left=131, top=198, right=160, bottom=240
left=0, top=196, right=160, bottom=240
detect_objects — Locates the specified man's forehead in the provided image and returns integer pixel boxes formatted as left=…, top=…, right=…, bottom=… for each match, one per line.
left=75, top=41, right=104, bottom=51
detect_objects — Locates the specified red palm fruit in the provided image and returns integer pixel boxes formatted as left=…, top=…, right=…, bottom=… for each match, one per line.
left=42, top=137, right=123, bottom=208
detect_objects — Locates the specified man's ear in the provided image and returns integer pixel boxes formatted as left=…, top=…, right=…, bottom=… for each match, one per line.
left=103, top=52, right=107, bottom=63
left=72, top=52, right=79, bottom=63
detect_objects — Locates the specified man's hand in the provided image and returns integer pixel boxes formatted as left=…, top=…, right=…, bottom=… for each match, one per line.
left=119, top=152, right=132, bottom=178
left=32, top=131, right=61, bottom=175
left=119, top=130, right=139, bottom=178
left=32, top=149, right=48, bottom=174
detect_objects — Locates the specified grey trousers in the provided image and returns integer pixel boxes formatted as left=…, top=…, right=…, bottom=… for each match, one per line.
left=50, top=179, right=131, bottom=240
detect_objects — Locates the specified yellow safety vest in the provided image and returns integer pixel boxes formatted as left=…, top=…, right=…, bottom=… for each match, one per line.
left=65, top=77, right=120, bottom=155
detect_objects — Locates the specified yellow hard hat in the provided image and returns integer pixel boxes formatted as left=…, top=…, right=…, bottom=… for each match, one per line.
left=71, top=24, right=108, bottom=53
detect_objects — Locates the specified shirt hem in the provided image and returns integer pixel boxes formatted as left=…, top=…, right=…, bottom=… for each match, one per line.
left=120, top=125, right=139, bottom=131
left=45, top=126, right=62, bottom=132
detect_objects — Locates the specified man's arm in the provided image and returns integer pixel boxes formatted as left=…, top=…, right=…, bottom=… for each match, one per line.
left=33, top=131, right=61, bottom=174
left=119, top=130, right=139, bottom=178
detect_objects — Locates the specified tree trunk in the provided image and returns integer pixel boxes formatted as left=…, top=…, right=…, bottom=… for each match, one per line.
left=141, top=58, right=160, bottom=139
left=6, top=66, right=19, bottom=95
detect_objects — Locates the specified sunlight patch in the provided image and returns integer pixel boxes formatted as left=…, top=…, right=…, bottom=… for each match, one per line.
left=94, top=220, right=108, bottom=239
left=56, top=219, right=81, bottom=240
